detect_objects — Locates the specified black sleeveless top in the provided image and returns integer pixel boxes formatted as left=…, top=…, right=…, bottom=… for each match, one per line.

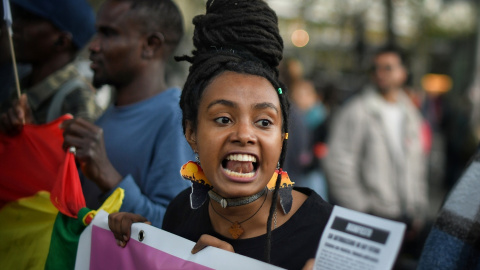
left=162, top=187, right=333, bottom=270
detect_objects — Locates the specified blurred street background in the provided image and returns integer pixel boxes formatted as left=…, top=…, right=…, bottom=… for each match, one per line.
left=87, top=0, right=480, bottom=217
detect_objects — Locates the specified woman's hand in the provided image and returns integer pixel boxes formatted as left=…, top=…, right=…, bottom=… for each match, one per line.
left=108, top=212, right=151, bottom=247
left=191, top=234, right=235, bottom=254
left=302, top=258, right=315, bottom=270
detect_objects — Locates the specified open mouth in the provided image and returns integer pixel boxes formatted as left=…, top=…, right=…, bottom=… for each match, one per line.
left=222, top=154, right=258, bottom=178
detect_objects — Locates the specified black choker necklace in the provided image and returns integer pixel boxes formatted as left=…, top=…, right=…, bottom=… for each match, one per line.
left=208, top=187, right=267, bottom=208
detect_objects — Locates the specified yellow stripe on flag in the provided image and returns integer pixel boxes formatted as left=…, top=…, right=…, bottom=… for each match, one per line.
left=83, top=187, right=124, bottom=225
left=0, top=191, right=58, bottom=270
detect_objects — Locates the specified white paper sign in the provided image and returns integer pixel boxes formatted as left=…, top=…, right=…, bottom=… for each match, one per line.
left=75, top=210, right=284, bottom=270
left=314, top=206, right=406, bottom=270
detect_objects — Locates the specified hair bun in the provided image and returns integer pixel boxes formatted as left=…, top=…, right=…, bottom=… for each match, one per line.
left=191, top=0, right=283, bottom=69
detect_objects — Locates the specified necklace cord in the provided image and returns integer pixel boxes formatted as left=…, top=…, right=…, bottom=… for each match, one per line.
left=210, top=190, right=268, bottom=225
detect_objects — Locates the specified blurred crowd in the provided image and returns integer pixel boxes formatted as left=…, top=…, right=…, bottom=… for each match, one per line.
left=279, top=47, right=479, bottom=268
left=1, top=0, right=479, bottom=269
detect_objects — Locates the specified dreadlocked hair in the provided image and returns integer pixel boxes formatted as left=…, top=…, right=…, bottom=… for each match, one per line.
left=176, top=0, right=289, bottom=264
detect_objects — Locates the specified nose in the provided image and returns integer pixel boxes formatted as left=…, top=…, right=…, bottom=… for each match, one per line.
left=231, top=120, right=257, bottom=146
left=88, top=34, right=100, bottom=53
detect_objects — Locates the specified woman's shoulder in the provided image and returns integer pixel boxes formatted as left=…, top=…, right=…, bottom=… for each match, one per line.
left=162, top=187, right=213, bottom=241
left=261, top=187, right=333, bottom=269
left=165, top=187, right=192, bottom=214
left=294, top=187, right=333, bottom=221
left=295, top=187, right=332, bottom=206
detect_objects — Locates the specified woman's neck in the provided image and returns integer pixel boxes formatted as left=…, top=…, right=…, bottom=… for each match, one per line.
left=209, top=189, right=309, bottom=239
left=208, top=191, right=274, bottom=239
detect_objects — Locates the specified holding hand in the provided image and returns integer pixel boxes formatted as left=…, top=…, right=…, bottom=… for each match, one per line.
left=108, top=212, right=151, bottom=247
left=302, top=258, right=315, bottom=270
left=61, top=118, right=122, bottom=192
left=191, top=234, right=235, bottom=254
left=0, top=94, right=33, bottom=136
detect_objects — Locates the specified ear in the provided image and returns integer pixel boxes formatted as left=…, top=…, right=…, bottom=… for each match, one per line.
left=185, top=120, right=198, bottom=152
left=142, top=32, right=165, bottom=59
left=54, top=32, right=74, bottom=51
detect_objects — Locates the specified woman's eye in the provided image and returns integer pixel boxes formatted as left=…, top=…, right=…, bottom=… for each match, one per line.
left=256, top=119, right=272, bottom=127
left=215, top=117, right=231, bottom=124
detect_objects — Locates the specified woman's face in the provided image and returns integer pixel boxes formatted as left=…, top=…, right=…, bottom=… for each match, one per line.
left=186, top=71, right=284, bottom=198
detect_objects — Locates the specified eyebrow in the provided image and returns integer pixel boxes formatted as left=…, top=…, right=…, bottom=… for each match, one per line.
left=207, top=99, right=236, bottom=109
left=207, top=99, right=278, bottom=113
left=253, top=102, right=279, bottom=113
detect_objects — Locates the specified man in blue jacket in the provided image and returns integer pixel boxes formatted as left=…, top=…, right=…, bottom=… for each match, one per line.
left=62, top=0, right=193, bottom=227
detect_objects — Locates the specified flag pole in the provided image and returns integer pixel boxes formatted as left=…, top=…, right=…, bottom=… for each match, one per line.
left=3, top=0, right=21, bottom=98
left=7, top=27, right=21, bottom=99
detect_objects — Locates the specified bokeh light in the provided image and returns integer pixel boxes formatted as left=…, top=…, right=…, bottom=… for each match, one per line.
left=421, top=74, right=452, bottom=95
left=291, top=29, right=309, bottom=47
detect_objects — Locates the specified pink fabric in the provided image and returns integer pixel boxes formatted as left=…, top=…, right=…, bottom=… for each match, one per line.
left=90, top=226, right=213, bottom=270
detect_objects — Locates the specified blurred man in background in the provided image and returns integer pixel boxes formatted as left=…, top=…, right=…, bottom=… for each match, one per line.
left=324, top=46, right=429, bottom=264
left=62, top=0, right=193, bottom=227
left=0, top=0, right=101, bottom=135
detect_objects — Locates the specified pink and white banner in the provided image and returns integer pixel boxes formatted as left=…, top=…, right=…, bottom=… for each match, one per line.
left=75, top=211, right=284, bottom=270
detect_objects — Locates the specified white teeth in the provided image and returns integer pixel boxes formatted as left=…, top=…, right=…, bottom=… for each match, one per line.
left=223, top=154, right=257, bottom=177
left=224, top=168, right=255, bottom=178
left=226, top=154, right=257, bottom=162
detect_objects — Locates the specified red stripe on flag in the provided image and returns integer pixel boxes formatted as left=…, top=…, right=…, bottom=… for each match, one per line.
left=0, top=115, right=72, bottom=208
